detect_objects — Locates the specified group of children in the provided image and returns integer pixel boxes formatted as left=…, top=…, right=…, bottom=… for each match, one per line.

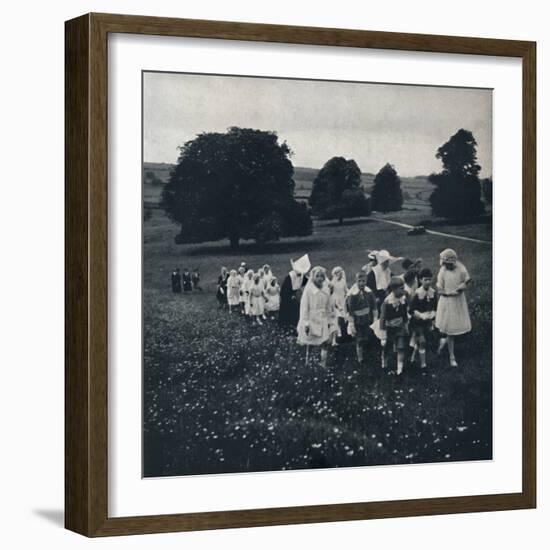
left=296, top=248, right=472, bottom=372
left=171, top=267, right=202, bottom=293
left=205, top=246, right=472, bottom=374
left=216, top=263, right=281, bottom=324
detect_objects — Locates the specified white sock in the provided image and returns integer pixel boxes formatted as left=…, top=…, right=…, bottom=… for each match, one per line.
left=397, top=358, right=404, bottom=374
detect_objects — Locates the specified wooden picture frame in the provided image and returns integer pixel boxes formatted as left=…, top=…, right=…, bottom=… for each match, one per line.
left=65, top=12, right=536, bottom=537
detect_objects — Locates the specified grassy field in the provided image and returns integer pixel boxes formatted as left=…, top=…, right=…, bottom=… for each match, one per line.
left=143, top=201, right=493, bottom=477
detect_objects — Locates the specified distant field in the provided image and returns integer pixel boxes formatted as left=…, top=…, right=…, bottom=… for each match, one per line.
left=143, top=162, right=433, bottom=207
left=143, top=204, right=493, bottom=477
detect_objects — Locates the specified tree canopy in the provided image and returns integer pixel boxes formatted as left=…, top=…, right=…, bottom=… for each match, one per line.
left=371, top=163, right=403, bottom=212
left=309, top=156, right=370, bottom=224
left=429, top=129, right=485, bottom=219
left=161, top=127, right=312, bottom=250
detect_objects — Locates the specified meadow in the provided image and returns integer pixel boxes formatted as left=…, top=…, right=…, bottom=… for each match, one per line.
left=143, top=191, right=493, bottom=477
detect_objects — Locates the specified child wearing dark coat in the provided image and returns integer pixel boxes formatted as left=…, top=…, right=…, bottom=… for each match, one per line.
left=171, top=268, right=182, bottom=293
left=347, top=272, right=378, bottom=364
left=379, top=276, right=409, bottom=375
left=182, top=268, right=193, bottom=292
left=408, top=268, right=437, bottom=368
left=216, top=267, right=229, bottom=308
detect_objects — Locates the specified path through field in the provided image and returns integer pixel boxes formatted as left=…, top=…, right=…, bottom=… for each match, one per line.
left=370, top=217, right=492, bottom=244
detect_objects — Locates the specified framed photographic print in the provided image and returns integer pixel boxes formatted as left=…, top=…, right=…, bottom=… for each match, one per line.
left=65, top=13, right=536, bottom=537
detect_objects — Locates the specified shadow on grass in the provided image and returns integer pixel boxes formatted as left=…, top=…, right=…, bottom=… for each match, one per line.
left=185, top=238, right=325, bottom=257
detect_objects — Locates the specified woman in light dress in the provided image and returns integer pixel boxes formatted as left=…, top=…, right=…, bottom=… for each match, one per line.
left=435, top=248, right=472, bottom=367
left=369, top=250, right=397, bottom=307
left=297, top=266, right=336, bottom=367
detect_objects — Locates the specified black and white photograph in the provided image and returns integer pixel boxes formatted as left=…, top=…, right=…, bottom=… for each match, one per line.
left=142, top=71, right=493, bottom=478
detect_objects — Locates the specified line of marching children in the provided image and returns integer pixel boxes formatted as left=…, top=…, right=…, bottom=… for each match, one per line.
left=216, top=263, right=281, bottom=325
left=213, top=247, right=472, bottom=375
left=296, top=248, right=471, bottom=373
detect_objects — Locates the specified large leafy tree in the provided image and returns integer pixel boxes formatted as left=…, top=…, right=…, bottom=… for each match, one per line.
left=161, top=127, right=312, bottom=250
left=371, top=163, right=403, bottom=212
left=309, top=156, right=370, bottom=224
left=429, top=129, right=485, bottom=219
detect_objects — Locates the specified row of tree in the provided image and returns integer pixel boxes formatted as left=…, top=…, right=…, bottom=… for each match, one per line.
left=308, top=157, right=403, bottom=223
left=160, top=126, right=491, bottom=249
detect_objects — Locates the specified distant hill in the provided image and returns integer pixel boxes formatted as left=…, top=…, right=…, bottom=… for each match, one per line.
left=142, top=161, right=433, bottom=206
left=143, top=162, right=174, bottom=184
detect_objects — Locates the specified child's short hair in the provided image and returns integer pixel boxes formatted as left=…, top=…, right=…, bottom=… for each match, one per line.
left=401, top=258, right=414, bottom=270
left=388, top=276, right=405, bottom=291
left=419, top=268, right=433, bottom=279
left=403, top=269, right=417, bottom=286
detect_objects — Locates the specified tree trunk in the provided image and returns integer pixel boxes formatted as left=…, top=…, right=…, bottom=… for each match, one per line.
left=229, top=235, right=240, bottom=251
left=339, top=216, right=343, bottom=225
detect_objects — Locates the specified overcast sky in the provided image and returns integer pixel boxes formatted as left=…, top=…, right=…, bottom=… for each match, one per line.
left=143, top=71, right=492, bottom=177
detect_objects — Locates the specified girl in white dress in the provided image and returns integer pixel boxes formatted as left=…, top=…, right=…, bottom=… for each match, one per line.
left=249, top=273, right=267, bottom=325
left=237, top=266, right=247, bottom=313
left=297, top=266, right=335, bottom=367
left=262, top=264, right=274, bottom=288
left=242, top=269, right=255, bottom=316
left=330, top=266, right=349, bottom=343
left=265, top=277, right=281, bottom=319
left=435, top=248, right=472, bottom=367
left=226, top=270, right=240, bottom=313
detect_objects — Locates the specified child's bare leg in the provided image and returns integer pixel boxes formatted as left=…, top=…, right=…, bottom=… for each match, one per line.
left=419, top=344, right=427, bottom=368
left=256, top=315, right=263, bottom=325
left=438, top=336, right=447, bottom=354
left=397, top=350, right=405, bottom=375
left=448, top=335, right=457, bottom=366
left=381, top=341, right=387, bottom=369
left=356, top=341, right=364, bottom=363
left=320, top=345, right=328, bottom=368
